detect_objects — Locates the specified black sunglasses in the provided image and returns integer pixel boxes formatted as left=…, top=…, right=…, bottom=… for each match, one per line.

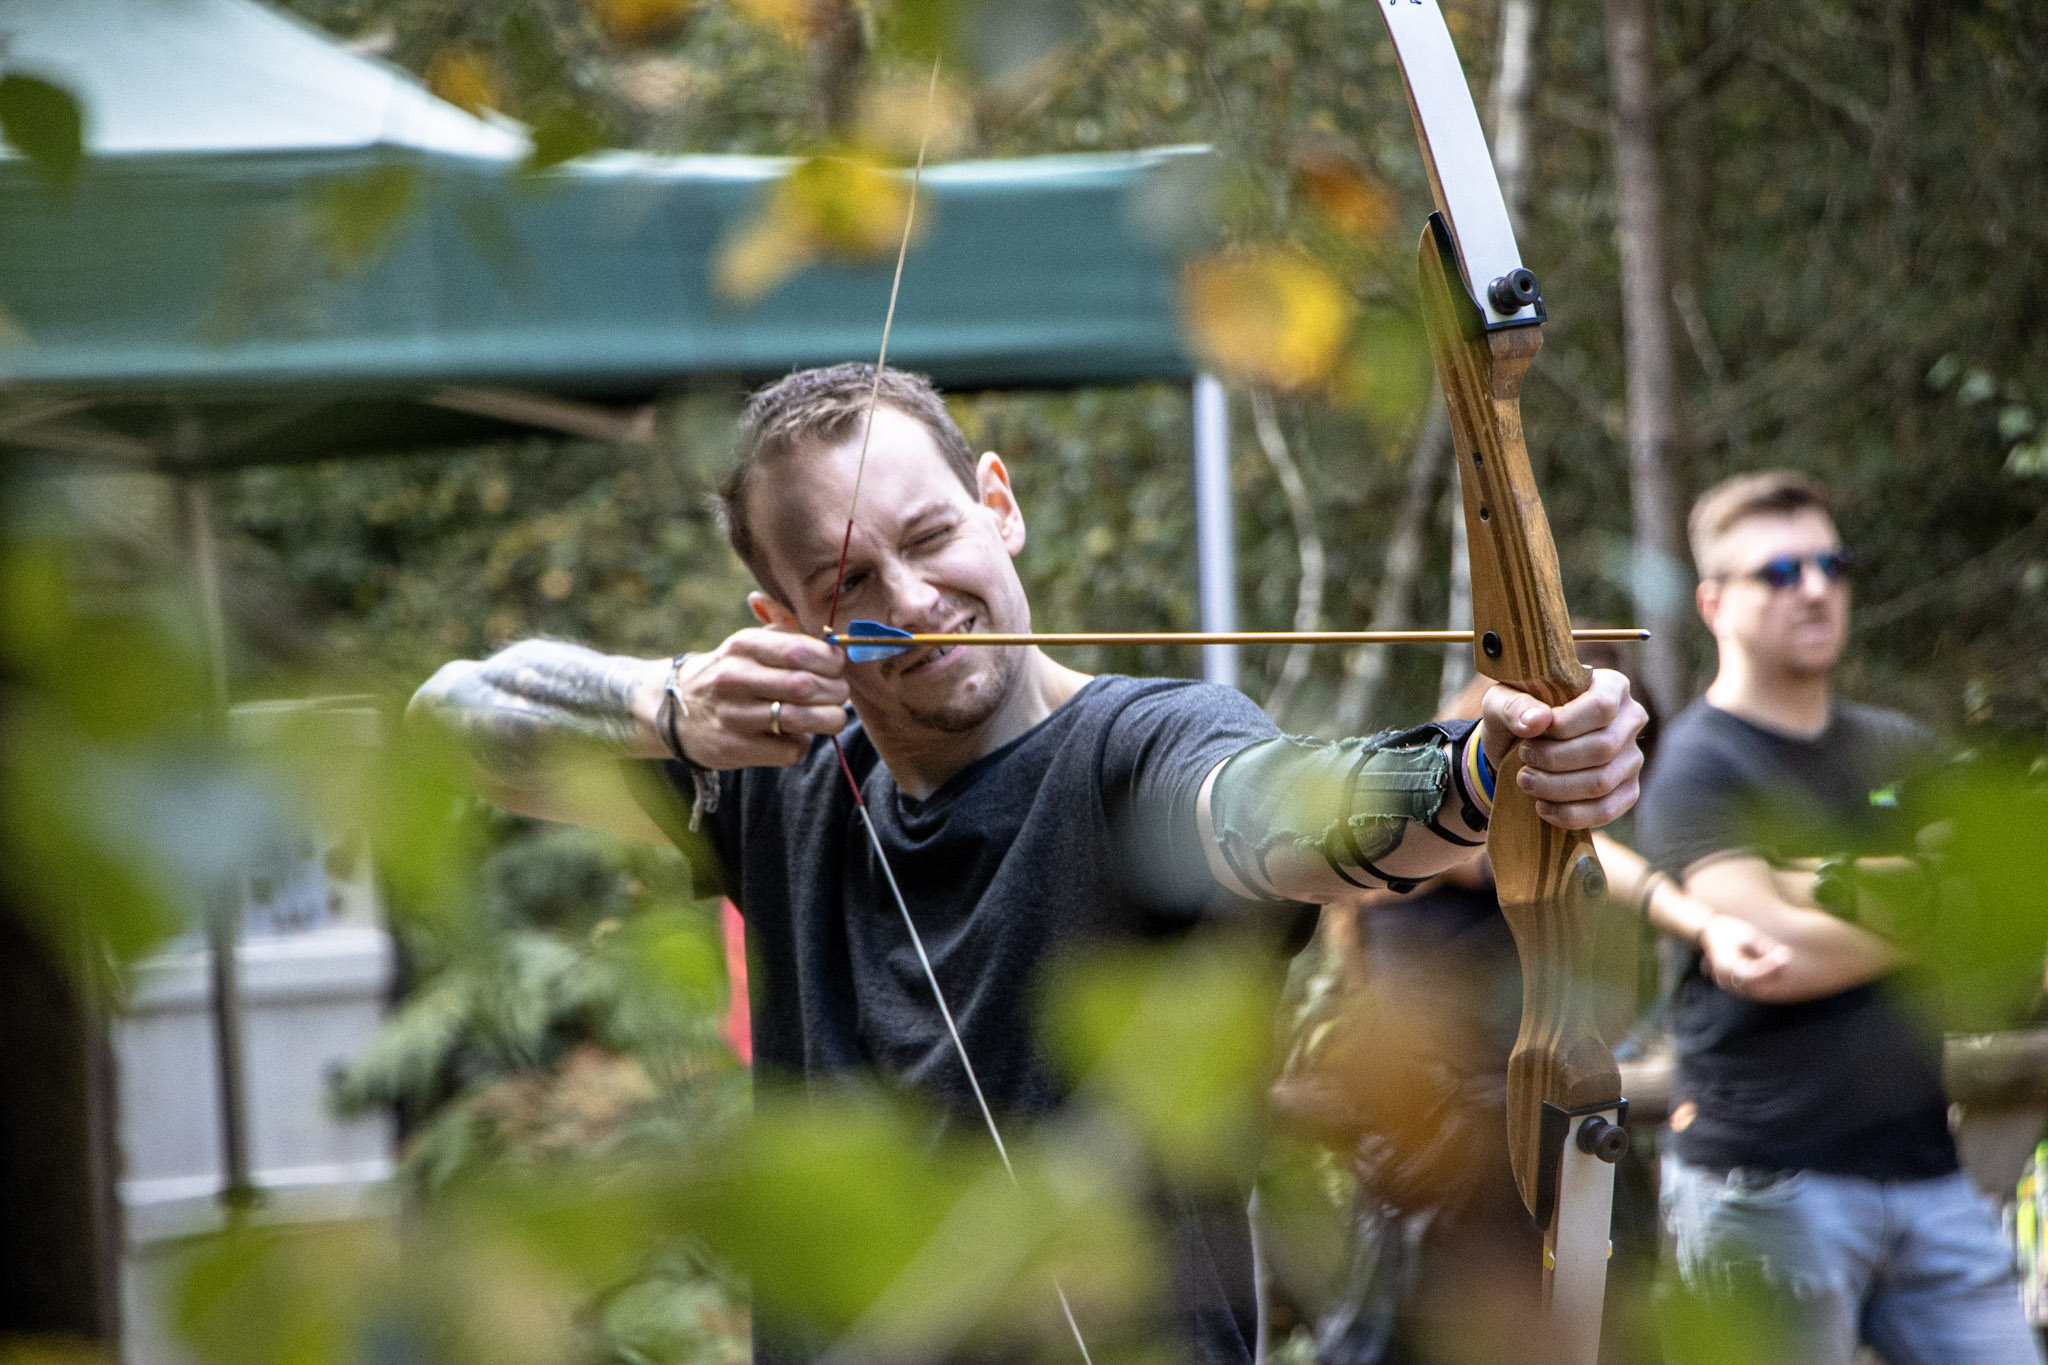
left=1733, top=550, right=1854, bottom=590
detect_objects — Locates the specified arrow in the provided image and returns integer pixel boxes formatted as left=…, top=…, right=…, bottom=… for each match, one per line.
left=828, top=620, right=1649, bottom=663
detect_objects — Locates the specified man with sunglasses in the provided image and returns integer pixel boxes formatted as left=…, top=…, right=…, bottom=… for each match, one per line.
left=1635, top=470, right=2037, bottom=1364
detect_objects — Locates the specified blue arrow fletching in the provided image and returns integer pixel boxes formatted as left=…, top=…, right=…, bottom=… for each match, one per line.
left=839, top=619, right=913, bottom=662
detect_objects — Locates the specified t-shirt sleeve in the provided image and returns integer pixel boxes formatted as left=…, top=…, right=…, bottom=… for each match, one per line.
left=1634, top=736, right=1759, bottom=877
left=620, top=756, right=740, bottom=900
left=1096, top=681, right=1283, bottom=917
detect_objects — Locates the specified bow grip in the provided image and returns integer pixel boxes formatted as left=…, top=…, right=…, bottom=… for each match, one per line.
left=1416, top=214, right=1622, bottom=1223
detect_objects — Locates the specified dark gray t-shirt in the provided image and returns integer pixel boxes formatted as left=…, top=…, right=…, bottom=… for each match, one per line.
left=1635, top=699, right=1953, bottom=1178
left=641, top=675, right=1305, bottom=1363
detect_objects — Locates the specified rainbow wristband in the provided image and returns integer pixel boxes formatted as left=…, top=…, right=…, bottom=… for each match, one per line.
left=1462, top=730, right=1496, bottom=820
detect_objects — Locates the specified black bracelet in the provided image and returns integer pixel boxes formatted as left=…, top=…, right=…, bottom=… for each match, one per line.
left=655, top=654, right=718, bottom=830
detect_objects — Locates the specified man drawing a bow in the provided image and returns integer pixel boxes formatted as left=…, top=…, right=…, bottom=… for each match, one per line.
left=411, top=363, right=1648, bottom=1362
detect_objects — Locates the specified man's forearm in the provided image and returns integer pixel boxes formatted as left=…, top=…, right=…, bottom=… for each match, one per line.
left=409, top=639, right=672, bottom=782
left=1199, top=726, right=1489, bottom=903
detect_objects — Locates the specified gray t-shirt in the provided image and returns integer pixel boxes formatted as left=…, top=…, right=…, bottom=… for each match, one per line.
left=1635, top=699, right=1953, bottom=1178
left=641, top=675, right=1306, bottom=1363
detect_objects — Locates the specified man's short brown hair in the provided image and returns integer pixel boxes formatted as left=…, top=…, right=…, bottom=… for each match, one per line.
left=716, top=364, right=977, bottom=597
left=1687, top=469, right=1832, bottom=578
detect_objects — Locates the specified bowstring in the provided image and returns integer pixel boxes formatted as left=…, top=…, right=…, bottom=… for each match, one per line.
left=821, top=59, right=1094, bottom=1365
left=823, top=59, right=940, bottom=636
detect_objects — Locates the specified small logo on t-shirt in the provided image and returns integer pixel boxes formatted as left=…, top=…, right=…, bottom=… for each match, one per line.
left=1671, top=1099, right=1698, bottom=1132
left=1869, top=784, right=1900, bottom=808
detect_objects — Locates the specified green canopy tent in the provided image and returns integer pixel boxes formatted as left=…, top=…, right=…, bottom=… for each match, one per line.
left=0, top=0, right=1207, bottom=465
left=0, top=143, right=1212, bottom=464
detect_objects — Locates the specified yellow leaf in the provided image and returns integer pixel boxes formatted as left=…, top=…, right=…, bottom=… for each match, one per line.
left=584, top=0, right=696, bottom=45
left=786, top=152, right=911, bottom=258
left=425, top=47, right=499, bottom=116
left=713, top=207, right=817, bottom=302
left=1183, top=248, right=1356, bottom=392
left=713, top=152, right=915, bottom=302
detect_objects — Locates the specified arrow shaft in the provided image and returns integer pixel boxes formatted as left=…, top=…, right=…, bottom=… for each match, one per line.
left=835, top=627, right=1647, bottom=648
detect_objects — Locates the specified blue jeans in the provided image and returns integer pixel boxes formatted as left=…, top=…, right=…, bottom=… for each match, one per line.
left=1660, top=1155, right=2042, bottom=1365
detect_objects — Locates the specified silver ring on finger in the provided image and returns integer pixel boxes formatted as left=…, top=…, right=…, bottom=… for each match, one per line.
left=768, top=700, right=783, bottom=736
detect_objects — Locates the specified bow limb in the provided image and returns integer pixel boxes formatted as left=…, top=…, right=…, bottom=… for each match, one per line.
left=1377, top=5, right=1628, bottom=1361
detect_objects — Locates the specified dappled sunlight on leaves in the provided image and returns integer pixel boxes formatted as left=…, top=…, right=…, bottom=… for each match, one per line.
left=1183, top=247, right=1356, bottom=393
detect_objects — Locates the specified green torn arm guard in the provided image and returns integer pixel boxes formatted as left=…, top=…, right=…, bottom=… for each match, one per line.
left=1207, top=720, right=1485, bottom=900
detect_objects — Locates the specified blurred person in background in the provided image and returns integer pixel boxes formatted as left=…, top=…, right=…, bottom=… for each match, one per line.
left=1271, top=655, right=1785, bottom=1365
left=409, top=363, right=1648, bottom=1365
left=1635, top=470, right=2039, bottom=1365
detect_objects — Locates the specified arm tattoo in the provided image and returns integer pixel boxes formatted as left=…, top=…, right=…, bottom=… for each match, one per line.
left=415, top=640, right=657, bottom=778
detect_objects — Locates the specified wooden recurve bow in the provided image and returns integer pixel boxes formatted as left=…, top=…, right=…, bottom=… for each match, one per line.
left=1373, top=5, right=1631, bottom=1362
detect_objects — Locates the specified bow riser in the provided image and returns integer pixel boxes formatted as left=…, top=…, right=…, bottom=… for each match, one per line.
left=1416, top=217, right=1622, bottom=1230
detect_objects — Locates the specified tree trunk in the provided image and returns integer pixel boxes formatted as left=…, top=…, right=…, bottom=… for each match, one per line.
left=1332, top=396, right=1449, bottom=735
left=810, top=0, right=866, bottom=137
left=1490, top=0, right=1541, bottom=232
left=1249, top=389, right=1325, bottom=727
left=1603, top=0, right=1692, bottom=720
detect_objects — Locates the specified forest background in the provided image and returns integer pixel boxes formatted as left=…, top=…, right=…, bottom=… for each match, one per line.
left=7, top=0, right=2048, bottom=1362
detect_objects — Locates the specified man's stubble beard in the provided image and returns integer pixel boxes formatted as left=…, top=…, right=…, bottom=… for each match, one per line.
left=901, top=644, right=1026, bottom=734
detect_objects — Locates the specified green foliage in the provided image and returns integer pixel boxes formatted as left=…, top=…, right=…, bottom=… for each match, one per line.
left=0, top=73, right=84, bottom=192
left=1043, top=936, right=1282, bottom=1184
left=307, top=163, right=423, bottom=268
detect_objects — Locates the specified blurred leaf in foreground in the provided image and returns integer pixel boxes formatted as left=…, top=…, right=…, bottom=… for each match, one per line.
left=583, top=0, right=698, bottom=47
left=0, top=72, right=84, bottom=192
left=425, top=47, right=501, bottom=117
left=1292, top=144, right=1393, bottom=241
left=1183, top=247, right=1356, bottom=393
left=307, top=163, right=423, bottom=270
left=525, top=104, right=612, bottom=174
left=1893, top=751, right=2048, bottom=1032
left=714, top=151, right=918, bottom=301
left=665, top=1088, right=1151, bottom=1357
left=1043, top=938, right=1281, bottom=1184
left=1655, top=1261, right=1801, bottom=1365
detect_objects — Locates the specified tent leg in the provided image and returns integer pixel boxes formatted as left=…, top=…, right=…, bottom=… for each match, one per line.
left=176, top=457, right=255, bottom=1216
left=1193, top=373, right=1239, bottom=690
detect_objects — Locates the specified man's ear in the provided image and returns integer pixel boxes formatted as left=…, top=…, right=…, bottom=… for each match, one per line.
left=749, top=591, right=800, bottom=629
left=1696, top=577, right=1720, bottom=633
left=976, top=452, right=1026, bottom=555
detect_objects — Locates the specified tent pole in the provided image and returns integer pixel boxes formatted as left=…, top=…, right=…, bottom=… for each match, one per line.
left=174, top=422, right=255, bottom=1215
left=1193, top=373, right=1239, bottom=690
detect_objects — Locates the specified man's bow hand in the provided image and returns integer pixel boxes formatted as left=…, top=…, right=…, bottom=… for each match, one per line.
left=1479, top=669, right=1647, bottom=829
